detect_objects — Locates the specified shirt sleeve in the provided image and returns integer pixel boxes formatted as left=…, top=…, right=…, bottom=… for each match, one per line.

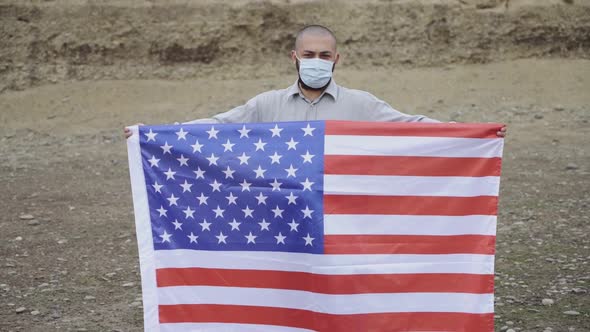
left=183, top=96, right=260, bottom=125
left=367, top=94, right=440, bottom=123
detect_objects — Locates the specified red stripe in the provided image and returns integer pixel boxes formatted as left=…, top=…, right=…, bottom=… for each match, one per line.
left=325, top=120, right=504, bottom=138
left=325, top=155, right=501, bottom=176
left=159, top=304, right=494, bottom=331
left=156, top=268, right=493, bottom=294
left=324, top=195, right=498, bottom=216
left=324, top=234, right=496, bottom=255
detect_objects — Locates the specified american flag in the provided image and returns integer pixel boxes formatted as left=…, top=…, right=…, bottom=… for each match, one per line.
left=126, top=120, right=504, bottom=332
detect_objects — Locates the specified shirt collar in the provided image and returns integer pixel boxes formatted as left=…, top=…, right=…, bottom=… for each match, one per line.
left=287, top=79, right=339, bottom=102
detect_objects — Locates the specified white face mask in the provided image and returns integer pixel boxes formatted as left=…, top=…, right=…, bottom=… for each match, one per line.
left=296, top=56, right=334, bottom=89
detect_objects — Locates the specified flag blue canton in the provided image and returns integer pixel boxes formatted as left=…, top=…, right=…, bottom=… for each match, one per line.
left=139, top=121, right=325, bottom=254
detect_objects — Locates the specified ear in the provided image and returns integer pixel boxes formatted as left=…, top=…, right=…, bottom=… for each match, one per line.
left=291, top=50, right=298, bottom=64
left=334, top=52, right=340, bottom=65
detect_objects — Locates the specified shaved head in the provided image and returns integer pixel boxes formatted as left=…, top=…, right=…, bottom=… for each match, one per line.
left=295, top=25, right=337, bottom=51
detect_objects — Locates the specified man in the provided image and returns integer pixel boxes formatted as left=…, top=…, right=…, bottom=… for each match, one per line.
left=125, top=25, right=506, bottom=137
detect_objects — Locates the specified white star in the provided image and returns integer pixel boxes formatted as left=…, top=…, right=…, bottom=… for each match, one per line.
left=207, top=126, right=219, bottom=139
left=301, top=150, right=315, bottom=163
left=269, top=152, right=283, bottom=164
left=269, top=124, right=283, bottom=137
left=242, top=205, right=254, bottom=218
left=301, top=205, right=314, bottom=219
left=164, top=168, right=176, bottom=180
left=284, top=164, right=298, bottom=178
left=156, top=206, right=167, bottom=217
left=253, top=138, right=267, bottom=151
left=238, top=125, right=251, bottom=138
left=196, top=193, right=209, bottom=205
left=187, top=232, right=198, bottom=243
left=148, top=155, right=160, bottom=167
left=237, top=152, right=251, bottom=165
left=199, top=219, right=212, bottom=231
left=152, top=182, right=163, bottom=193
left=167, top=194, right=179, bottom=206
left=285, top=192, right=298, bottom=205
left=160, top=231, right=172, bottom=243
left=206, top=153, right=219, bottom=166
left=190, top=140, right=204, bottom=153
left=225, top=192, right=238, bottom=205
left=272, top=205, right=284, bottom=218
left=145, top=129, right=157, bottom=142
left=303, top=233, right=315, bottom=246
left=275, top=232, right=286, bottom=244
left=258, top=219, right=270, bottom=231
left=301, top=178, right=314, bottom=191
left=270, top=178, right=282, bottom=192
left=177, top=154, right=189, bottom=167
left=172, top=219, right=183, bottom=230
left=240, top=179, right=251, bottom=192
left=222, top=166, right=235, bottom=179
left=253, top=165, right=267, bottom=179
left=288, top=219, right=300, bottom=232
left=183, top=206, right=195, bottom=219
left=180, top=180, right=193, bottom=193
left=160, top=141, right=173, bottom=154
left=216, top=231, right=227, bottom=244
left=245, top=232, right=257, bottom=244
left=175, top=128, right=188, bottom=140
left=193, top=167, right=206, bottom=179
left=301, top=123, right=316, bottom=136
left=229, top=219, right=241, bottom=231
left=222, top=139, right=235, bottom=152
left=255, top=192, right=268, bottom=205
left=285, top=137, right=299, bottom=150
left=210, top=179, right=222, bottom=192
left=213, top=205, right=225, bottom=218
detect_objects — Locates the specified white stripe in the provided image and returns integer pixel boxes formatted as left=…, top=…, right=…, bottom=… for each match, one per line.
left=158, top=287, right=494, bottom=314
left=325, top=135, right=503, bottom=158
left=127, top=125, right=160, bottom=332
left=154, top=250, right=494, bottom=275
left=324, top=174, right=500, bottom=197
left=160, top=323, right=313, bottom=332
left=324, top=215, right=497, bottom=236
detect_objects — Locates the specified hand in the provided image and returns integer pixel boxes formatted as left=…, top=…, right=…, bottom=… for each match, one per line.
left=124, top=123, right=144, bottom=139
left=497, top=126, right=507, bottom=138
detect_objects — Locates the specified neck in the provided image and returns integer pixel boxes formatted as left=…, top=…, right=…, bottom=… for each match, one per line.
left=298, top=82, right=325, bottom=102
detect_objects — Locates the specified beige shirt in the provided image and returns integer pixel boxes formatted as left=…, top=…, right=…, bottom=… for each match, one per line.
left=185, top=80, right=438, bottom=124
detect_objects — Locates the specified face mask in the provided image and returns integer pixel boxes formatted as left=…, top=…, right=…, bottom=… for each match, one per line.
left=297, top=56, right=334, bottom=89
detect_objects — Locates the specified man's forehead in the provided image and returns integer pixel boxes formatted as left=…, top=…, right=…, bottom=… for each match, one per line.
left=295, top=33, right=337, bottom=52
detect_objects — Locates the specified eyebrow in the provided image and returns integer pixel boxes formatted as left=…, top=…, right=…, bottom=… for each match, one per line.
left=302, top=50, right=333, bottom=55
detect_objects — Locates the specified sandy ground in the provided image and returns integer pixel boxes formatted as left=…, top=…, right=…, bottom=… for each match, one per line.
left=0, top=57, right=589, bottom=331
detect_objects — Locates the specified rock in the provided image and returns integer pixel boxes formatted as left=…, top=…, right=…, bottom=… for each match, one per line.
left=57, top=239, right=68, bottom=244
left=84, top=295, right=96, bottom=300
left=563, top=310, right=580, bottom=315
left=506, top=329, right=516, bottom=332
left=565, top=163, right=579, bottom=170
left=122, top=282, right=135, bottom=287
left=27, top=220, right=40, bottom=226
left=30, top=310, right=40, bottom=316
left=130, top=301, right=142, bottom=307
left=14, top=236, right=23, bottom=241
left=19, top=214, right=35, bottom=220
left=542, top=298, right=554, bottom=306
left=534, top=114, right=544, bottom=119
left=15, top=307, right=26, bottom=313
left=554, top=105, right=565, bottom=111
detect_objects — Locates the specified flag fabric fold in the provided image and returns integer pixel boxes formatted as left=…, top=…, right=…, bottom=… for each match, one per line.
left=127, top=120, right=505, bottom=332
